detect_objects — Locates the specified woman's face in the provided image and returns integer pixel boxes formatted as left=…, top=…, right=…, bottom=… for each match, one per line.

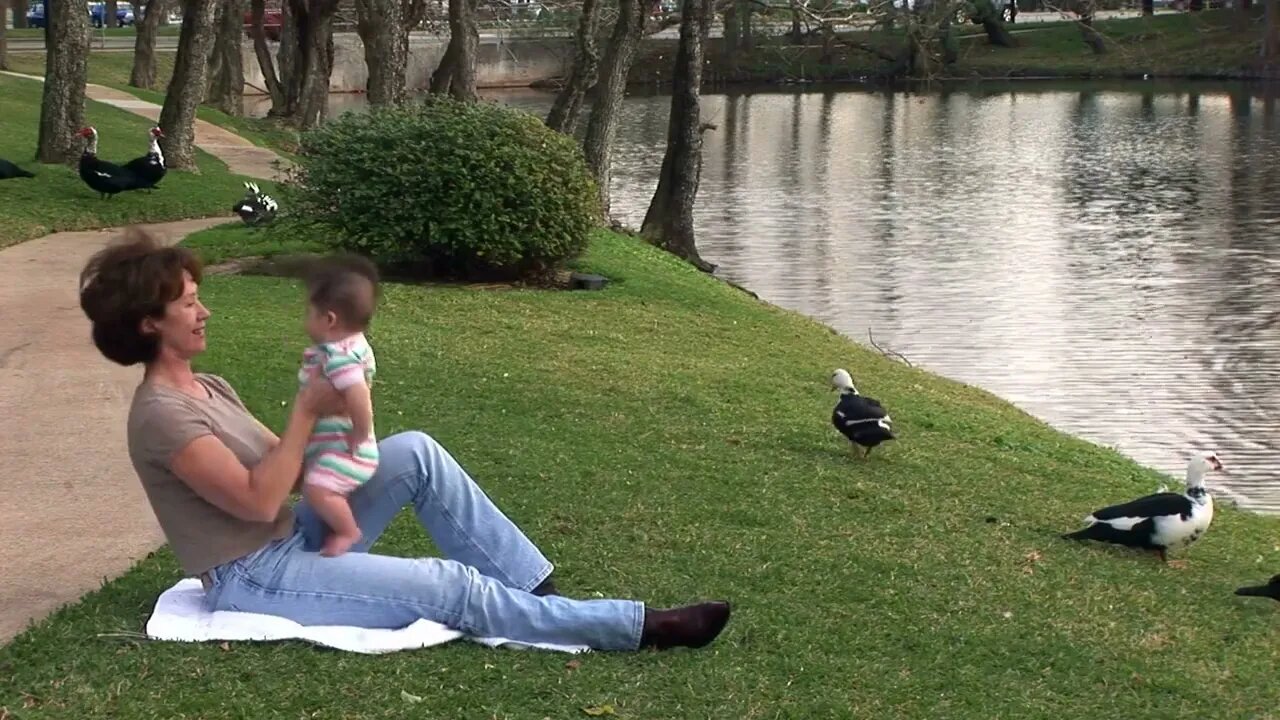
left=143, top=271, right=210, bottom=361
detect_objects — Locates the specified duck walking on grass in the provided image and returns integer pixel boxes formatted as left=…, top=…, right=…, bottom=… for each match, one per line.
left=77, top=126, right=147, bottom=199
left=233, top=181, right=278, bottom=226
left=121, top=125, right=166, bottom=191
left=1062, top=451, right=1222, bottom=566
left=1235, top=574, right=1280, bottom=602
left=0, top=158, right=35, bottom=180
left=830, top=368, right=895, bottom=459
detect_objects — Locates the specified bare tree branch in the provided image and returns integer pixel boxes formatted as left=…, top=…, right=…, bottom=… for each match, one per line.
left=868, top=329, right=913, bottom=367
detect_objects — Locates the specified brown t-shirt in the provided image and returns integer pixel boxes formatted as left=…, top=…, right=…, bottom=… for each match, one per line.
left=126, top=373, right=294, bottom=576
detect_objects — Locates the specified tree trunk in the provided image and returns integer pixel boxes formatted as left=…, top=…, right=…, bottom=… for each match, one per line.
left=158, top=0, right=218, bottom=170
left=130, top=0, right=164, bottom=87
left=355, top=0, right=408, bottom=105
left=430, top=0, right=477, bottom=100
left=1265, top=0, right=1280, bottom=63
left=1142, top=0, right=1153, bottom=15
left=941, top=15, right=958, bottom=64
left=1189, top=0, right=1203, bottom=9
left=429, top=34, right=457, bottom=94
left=974, top=0, right=1017, bottom=46
left=248, top=0, right=286, bottom=109
left=545, top=0, right=601, bottom=133
left=722, top=2, right=739, bottom=54
left=788, top=0, right=802, bottom=43
left=14, top=0, right=29, bottom=28
left=277, top=0, right=302, bottom=115
left=582, top=0, right=646, bottom=213
left=106, top=0, right=119, bottom=27
left=37, top=0, right=91, bottom=164
left=0, top=5, right=7, bottom=71
left=740, top=0, right=752, bottom=49
left=1078, top=11, right=1105, bottom=54
left=206, top=0, right=245, bottom=114
left=639, top=0, right=713, bottom=271
left=293, top=0, right=339, bottom=128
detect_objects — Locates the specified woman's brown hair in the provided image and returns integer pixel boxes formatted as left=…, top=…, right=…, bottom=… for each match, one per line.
left=78, top=227, right=204, bottom=366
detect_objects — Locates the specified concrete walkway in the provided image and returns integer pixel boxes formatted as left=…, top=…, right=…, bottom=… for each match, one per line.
left=0, top=81, right=291, bottom=644
left=0, top=71, right=289, bottom=181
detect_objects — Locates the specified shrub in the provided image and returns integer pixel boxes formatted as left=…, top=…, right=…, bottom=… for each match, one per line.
left=284, top=97, right=601, bottom=281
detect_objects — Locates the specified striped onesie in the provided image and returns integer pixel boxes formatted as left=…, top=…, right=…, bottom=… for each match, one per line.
left=298, top=332, right=378, bottom=494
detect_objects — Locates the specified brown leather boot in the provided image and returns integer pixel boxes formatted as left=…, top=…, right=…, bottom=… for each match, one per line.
left=639, top=602, right=732, bottom=649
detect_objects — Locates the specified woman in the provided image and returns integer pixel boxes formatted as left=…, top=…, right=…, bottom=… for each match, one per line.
left=78, top=229, right=731, bottom=652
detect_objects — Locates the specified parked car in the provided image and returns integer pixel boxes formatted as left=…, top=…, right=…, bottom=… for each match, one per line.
left=88, top=1, right=136, bottom=27
left=25, top=2, right=46, bottom=28
left=243, top=7, right=283, bottom=41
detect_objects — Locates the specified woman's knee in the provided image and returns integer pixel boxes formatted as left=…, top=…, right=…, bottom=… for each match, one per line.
left=376, top=430, right=456, bottom=486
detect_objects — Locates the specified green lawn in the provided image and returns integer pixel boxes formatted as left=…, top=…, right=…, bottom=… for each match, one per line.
left=4, top=222, right=1280, bottom=717
left=955, top=9, right=1264, bottom=78
left=0, top=75, right=273, bottom=247
left=3, top=51, right=303, bottom=156
left=637, top=10, right=1269, bottom=83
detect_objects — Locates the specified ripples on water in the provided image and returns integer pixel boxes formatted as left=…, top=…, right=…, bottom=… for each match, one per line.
left=253, top=81, right=1280, bottom=512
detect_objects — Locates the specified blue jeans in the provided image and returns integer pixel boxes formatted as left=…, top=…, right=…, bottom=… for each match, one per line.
left=203, top=431, right=645, bottom=651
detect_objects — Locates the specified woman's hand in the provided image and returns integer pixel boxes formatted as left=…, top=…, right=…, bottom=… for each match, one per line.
left=296, top=377, right=345, bottom=419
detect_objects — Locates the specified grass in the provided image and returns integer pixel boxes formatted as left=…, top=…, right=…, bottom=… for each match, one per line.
left=3, top=51, right=304, bottom=156
left=0, top=75, right=274, bottom=248
left=633, top=10, right=1271, bottom=83
left=955, top=9, right=1266, bottom=78
left=4, top=222, right=1280, bottom=718
left=6, top=27, right=182, bottom=39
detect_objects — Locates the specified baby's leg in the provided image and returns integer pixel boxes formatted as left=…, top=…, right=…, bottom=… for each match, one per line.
left=302, top=458, right=365, bottom=557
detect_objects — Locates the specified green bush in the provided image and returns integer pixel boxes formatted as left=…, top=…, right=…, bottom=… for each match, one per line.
left=284, top=97, right=600, bottom=280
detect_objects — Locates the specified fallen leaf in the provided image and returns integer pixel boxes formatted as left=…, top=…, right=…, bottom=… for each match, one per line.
left=582, top=705, right=616, bottom=716
left=401, top=690, right=424, bottom=704
left=1024, top=550, right=1043, bottom=563
left=218, top=642, right=231, bottom=652
left=565, top=660, right=582, bottom=671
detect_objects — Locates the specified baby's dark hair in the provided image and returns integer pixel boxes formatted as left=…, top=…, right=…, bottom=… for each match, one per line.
left=304, top=253, right=380, bottom=330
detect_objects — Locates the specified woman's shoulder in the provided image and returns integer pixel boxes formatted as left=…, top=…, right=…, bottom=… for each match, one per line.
left=197, top=373, right=249, bottom=409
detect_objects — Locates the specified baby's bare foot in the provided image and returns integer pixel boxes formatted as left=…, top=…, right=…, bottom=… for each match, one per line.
left=320, top=532, right=361, bottom=557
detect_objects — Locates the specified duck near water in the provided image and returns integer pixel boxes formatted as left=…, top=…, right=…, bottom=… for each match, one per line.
left=829, top=368, right=895, bottom=459
left=0, top=158, right=35, bottom=180
left=77, top=126, right=148, bottom=199
left=1062, top=451, right=1222, bottom=565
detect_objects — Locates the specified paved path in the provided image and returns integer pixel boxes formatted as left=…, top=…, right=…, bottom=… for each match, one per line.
left=0, top=79, right=289, bottom=645
left=0, top=71, right=288, bottom=180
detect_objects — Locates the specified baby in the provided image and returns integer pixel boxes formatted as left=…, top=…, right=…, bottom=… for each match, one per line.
left=298, top=254, right=381, bottom=557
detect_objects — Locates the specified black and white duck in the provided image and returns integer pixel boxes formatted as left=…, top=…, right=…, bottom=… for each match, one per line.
left=1235, top=574, right=1280, bottom=602
left=77, top=126, right=146, bottom=199
left=0, top=158, right=35, bottom=180
left=1062, top=451, right=1222, bottom=564
left=829, top=368, right=895, bottom=459
left=121, top=125, right=166, bottom=191
left=232, top=181, right=278, bottom=226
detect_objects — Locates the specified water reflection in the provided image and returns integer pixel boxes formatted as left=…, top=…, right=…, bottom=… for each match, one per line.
left=247, top=81, right=1280, bottom=512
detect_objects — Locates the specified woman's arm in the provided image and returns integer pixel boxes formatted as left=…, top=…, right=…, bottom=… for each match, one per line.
left=170, top=401, right=317, bottom=522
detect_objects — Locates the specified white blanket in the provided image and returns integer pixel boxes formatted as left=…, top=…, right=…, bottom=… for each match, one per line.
left=145, top=578, right=590, bottom=655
